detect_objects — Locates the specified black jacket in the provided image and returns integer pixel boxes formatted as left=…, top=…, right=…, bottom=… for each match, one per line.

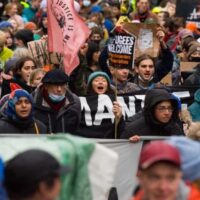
left=183, top=64, right=200, bottom=86
left=1, top=76, right=34, bottom=98
left=121, top=89, right=184, bottom=138
left=32, top=87, right=81, bottom=134
left=130, top=48, right=174, bottom=89
left=0, top=117, right=47, bottom=134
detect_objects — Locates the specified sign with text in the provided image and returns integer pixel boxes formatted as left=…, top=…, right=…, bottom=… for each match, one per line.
left=122, top=23, right=160, bottom=58
left=108, top=28, right=136, bottom=69
left=28, top=40, right=63, bottom=68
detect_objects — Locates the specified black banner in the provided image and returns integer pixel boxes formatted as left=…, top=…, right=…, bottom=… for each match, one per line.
left=108, top=28, right=136, bottom=69
left=76, top=86, right=198, bottom=138
left=176, top=0, right=200, bottom=28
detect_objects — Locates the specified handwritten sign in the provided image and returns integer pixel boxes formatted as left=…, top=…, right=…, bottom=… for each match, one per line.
left=28, top=40, right=63, bottom=68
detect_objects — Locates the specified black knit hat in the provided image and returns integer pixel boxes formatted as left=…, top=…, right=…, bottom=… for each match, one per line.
left=4, top=149, right=70, bottom=197
left=15, top=29, right=34, bottom=46
left=42, top=69, right=69, bottom=84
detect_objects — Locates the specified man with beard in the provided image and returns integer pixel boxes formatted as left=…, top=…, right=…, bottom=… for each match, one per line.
left=129, top=0, right=158, bottom=23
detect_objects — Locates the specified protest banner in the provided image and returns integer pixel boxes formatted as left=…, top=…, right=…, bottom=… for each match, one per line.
left=176, top=0, right=200, bottom=28
left=0, top=134, right=145, bottom=200
left=0, top=135, right=119, bottom=200
left=108, top=27, right=136, bottom=69
left=76, top=89, right=195, bottom=138
left=47, top=0, right=90, bottom=75
left=122, top=23, right=160, bottom=58
left=28, top=40, right=63, bottom=68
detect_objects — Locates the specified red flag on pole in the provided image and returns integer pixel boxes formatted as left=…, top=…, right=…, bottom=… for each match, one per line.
left=47, top=0, right=90, bottom=75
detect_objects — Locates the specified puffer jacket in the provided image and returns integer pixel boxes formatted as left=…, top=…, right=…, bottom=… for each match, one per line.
left=121, top=89, right=184, bottom=138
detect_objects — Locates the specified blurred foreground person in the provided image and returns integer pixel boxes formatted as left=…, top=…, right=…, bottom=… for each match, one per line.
left=4, top=149, right=70, bottom=200
left=132, top=140, right=200, bottom=200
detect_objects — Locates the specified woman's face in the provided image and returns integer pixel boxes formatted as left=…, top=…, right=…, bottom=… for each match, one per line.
left=92, top=76, right=108, bottom=94
left=32, top=71, right=45, bottom=87
left=9, top=4, right=18, bottom=16
left=5, top=32, right=13, bottom=47
left=19, top=60, right=36, bottom=83
left=42, top=17, right=48, bottom=28
left=15, top=97, right=32, bottom=118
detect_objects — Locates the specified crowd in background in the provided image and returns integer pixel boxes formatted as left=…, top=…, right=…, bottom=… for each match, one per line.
left=0, top=0, right=200, bottom=199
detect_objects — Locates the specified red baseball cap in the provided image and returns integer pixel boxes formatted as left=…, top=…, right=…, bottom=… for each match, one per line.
left=139, top=141, right=181, bottom=170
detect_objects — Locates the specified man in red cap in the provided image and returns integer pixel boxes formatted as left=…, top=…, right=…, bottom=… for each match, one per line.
left=132, top=141, right=200, bottom=200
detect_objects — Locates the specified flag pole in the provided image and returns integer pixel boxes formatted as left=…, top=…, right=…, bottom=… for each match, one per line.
left=113, top=68, right=119, bottom=139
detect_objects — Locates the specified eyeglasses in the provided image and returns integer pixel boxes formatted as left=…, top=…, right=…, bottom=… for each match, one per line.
left=155, top=106, right=174, bottom=112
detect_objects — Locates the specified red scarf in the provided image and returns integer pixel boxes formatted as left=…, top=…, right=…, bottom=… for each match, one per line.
left=42, top=88, right=65, bottom=111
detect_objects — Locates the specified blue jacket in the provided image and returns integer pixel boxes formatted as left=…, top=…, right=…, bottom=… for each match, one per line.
left=188, top=89, right=200, bottom=121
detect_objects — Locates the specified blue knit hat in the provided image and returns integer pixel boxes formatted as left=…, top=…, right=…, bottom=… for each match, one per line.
left=167, top=136, right=200, bottom=182
left=87, top=71, right=111, bottom=86
left=6, top=89, right=33, bottom=120
left=0, top=21, right=12, bottom=29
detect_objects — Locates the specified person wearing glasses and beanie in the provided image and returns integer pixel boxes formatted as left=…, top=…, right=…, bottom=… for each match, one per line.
left=121, top=88, right=184, bottom=139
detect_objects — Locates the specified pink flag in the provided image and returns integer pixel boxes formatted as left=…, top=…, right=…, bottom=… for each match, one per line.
left=47, top=0, right=90, bottom=75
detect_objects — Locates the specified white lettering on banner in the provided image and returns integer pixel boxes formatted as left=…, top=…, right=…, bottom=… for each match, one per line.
left=79, top=97, right=92, bottom=126
left=93, top=95, right=115, bottom=126
left=117, top=96, right=136, bottom=118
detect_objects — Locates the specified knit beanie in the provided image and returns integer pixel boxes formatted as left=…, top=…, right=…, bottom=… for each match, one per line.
left=87, top=71, right=111, bottom=86
left=24, top=22, right=37, bottom=31
left=0, top=21, right=12, bottom=29
left=167, top=136, right=200, bottom=182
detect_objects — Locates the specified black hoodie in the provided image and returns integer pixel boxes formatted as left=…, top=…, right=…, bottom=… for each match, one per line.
left=121, top=89, right=184, bottom=138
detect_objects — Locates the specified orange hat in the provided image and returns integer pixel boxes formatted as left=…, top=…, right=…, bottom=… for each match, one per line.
left=186, top=22, right=197, bottom=32
left=24, top=22, right=37, bottom=31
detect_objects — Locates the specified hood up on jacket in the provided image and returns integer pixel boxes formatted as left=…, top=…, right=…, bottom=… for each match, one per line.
left=143, top=88, right=179, bottom=127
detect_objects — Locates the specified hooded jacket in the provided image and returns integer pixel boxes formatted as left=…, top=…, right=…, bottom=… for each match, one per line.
left=188, top=89, right=200, bottom=121
left=32, top=86, right=81, bottom=134
left=121, top=89, right=184, bottom=138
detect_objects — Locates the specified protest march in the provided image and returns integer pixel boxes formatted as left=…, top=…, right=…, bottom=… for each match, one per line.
left=0, top=0, right=200, bottom=199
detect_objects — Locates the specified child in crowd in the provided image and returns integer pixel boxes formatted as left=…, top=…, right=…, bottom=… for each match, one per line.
left=29, top=68, right=46, bottom=87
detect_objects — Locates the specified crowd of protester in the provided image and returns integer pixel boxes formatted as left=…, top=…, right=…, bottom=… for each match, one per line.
left=0, top=0, right=200, bottom=199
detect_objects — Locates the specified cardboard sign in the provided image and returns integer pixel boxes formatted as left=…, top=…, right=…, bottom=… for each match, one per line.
left=28, top=40, right=63, bottom=68
left=108, top=28, right=136, bottom=69
left=180, top=62, right=199, bottom=72
left=122, top=23, right=160, bottom=58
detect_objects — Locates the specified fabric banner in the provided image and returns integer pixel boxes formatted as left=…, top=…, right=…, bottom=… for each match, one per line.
left=77, top=88, right=196, bottom=137
left=0, top=135, right=119, bottom=200
left=99, top=140, right=143, bottom=200
left=108, top=28, right=136, bottom=69
left=47, top=0, right=90, bottom=75
left=176, top=0, right=200, bottom=28
left=0, top=134, right=144, bottom=200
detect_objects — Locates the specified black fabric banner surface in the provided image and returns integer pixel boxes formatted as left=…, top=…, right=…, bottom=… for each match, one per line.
left=76, top=86, right=198, bottom=139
